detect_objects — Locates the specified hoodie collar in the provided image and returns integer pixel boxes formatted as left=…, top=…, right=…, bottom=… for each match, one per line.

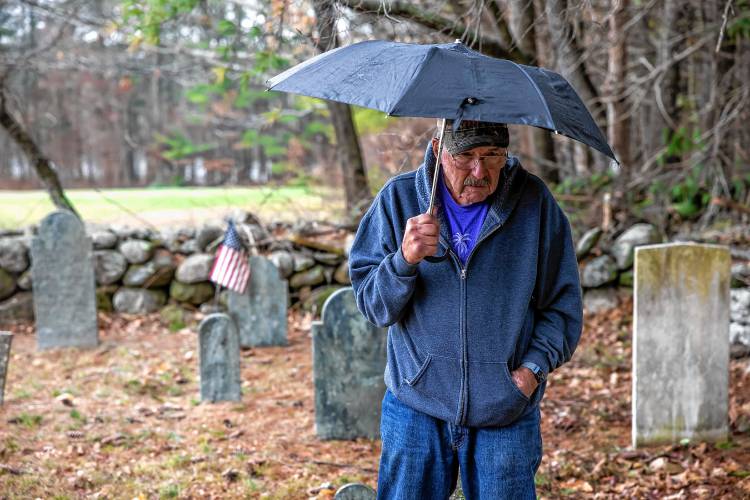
left=415, top=141, right=529, bottom=243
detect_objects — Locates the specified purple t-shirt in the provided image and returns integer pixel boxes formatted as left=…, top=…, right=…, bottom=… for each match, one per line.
left=439, top=174, right=490, bottom=265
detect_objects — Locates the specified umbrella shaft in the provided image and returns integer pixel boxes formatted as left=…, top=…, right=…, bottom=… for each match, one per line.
left=428, top=118, right=447, bottom=215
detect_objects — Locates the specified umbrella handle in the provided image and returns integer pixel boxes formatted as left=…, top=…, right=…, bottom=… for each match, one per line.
left=424, top=118, right=448, bottom=264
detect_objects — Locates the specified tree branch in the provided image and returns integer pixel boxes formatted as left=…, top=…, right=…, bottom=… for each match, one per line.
left=0, top=76, right=79, bottom=217
left=337, top=0, right=529, bottom=62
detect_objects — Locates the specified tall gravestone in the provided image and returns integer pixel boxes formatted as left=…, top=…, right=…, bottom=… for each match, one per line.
left=31, top=211, right=98, bottom=350
left=312, top=288, right=387, bottom=440
left=198, top=314, right=241, bottom=402
left=228, top=256, right=287, bottom=347
left=633, top=243, right=730, bottom=447
left=0, top=332, right=12, bottom=405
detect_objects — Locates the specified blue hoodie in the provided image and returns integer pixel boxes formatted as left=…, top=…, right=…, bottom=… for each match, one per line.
left=349, top=143, right=583, bottom=427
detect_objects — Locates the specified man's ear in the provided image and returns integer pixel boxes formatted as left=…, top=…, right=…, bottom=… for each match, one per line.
left=431, top=137, right=440, bottom=158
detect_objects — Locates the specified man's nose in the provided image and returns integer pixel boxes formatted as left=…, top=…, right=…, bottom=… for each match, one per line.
left=470, top=158, right=488, bottom=176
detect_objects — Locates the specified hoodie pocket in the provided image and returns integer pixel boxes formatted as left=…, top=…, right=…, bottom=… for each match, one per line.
left=390, top=330, right=430, bottom=386
left=465, top=361, right=529, bottom=427
left=404, top=355, right=431, bottom=386
left=396, top=354, right=462, bottom=423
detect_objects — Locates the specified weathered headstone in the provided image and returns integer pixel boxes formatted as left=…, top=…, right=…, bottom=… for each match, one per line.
left=312, top=288, right=387, bottom=440
left=199, top=314, right=241, bottom=402
left=633, top=243, right=730, bottom=447
left=228, top=256, right=287, bottom=347
left=0, top=332, right=12, bottom=405
left=31, top=211, right=98, bottom=350
left=335, top=483, right=377, bottom=500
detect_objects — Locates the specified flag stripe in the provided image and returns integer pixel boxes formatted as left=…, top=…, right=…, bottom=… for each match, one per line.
left=225, top=251, right=240, bottom=288
left=210, top=246, right=230, bottom=284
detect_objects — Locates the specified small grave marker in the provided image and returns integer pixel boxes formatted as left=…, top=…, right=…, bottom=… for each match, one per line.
left=0, top=332, right=12, bottom=405
left=335, top=483, right=377, bottom=500
left=199, top=313, right=241, bottom=402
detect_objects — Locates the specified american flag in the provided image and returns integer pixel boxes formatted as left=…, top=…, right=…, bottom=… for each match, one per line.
left=209, top=221, right=250, bottom=294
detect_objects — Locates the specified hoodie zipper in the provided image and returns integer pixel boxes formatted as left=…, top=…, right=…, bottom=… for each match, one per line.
left=450, top=221, right=508, bottom=426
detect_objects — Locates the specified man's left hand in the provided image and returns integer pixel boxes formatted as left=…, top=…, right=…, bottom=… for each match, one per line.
left=511, top=367, right=538, bottom=399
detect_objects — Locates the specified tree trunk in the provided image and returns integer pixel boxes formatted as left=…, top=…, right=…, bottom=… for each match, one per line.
left=507, top=0, right=558, bottom=181
left=313, top=0, right=370, bottom=213
left=605, top=0, right=630, bottom=170
left=506, top=0, right=537, bottom=58
left=544, top=0, right=603, bottom=120
left=0, top=81, right=79, bottom=217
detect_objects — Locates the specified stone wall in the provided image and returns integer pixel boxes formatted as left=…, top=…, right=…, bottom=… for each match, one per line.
left=0, top=216, right=352, bottom=322
left=0, top=217, right=747, bottom=357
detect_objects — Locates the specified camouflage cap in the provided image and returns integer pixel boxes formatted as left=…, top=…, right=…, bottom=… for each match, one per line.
left=442, top=120, right=509, bottom=155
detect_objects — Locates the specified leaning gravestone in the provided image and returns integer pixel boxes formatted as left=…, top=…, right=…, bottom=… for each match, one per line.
left=633, top=243, right=730, bottom=447
left=335, top=483, right=377, bottom=500
left=227, top=256, right=287, bottom=347
left=0, top=332, right=12, bottom=405
left=199, top=314, right=241, bottom=402
left=312, top=288, right=387, bottom=440
left=31, top=211, right=98, bottom=350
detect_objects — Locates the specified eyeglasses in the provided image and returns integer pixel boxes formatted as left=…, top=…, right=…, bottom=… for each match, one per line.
left=450, top=151, right=508, bottom=170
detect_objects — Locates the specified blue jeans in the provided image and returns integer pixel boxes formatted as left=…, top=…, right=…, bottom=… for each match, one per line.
left=377, top=389, right=542, bottom=500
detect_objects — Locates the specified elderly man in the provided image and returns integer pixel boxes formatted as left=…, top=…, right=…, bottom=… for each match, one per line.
left=349, top=120, right=583, bottom=499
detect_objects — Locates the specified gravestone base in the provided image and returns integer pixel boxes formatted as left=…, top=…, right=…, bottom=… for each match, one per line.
left=634, top=428, right=728, bottom=448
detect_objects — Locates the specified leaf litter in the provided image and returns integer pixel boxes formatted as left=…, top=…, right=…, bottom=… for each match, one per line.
left=0, top=300, right=748, bottom=498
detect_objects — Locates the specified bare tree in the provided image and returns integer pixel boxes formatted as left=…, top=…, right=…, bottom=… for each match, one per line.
left=0, top=4, right=79, bottom=214
left=312, top=0, right=371, bottom=214
left=605, top=0, right=630, bottom=169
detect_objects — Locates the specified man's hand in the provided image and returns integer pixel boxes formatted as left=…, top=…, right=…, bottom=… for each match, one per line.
left=511, top=367, right=539, bottom=399
left=401, top=213, right=440, bottom=265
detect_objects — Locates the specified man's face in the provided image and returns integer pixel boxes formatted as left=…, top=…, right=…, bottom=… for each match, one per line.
left=432, top=138, right=507, bottom=206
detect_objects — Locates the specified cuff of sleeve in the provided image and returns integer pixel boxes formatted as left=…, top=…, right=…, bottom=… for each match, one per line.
left=521, top=361, right=541, bottom=373
left=392, top=247, right=418, bottom=276
left=521, top=348, right=551, bottom=377
left=392, top=247, right=419, bottom=276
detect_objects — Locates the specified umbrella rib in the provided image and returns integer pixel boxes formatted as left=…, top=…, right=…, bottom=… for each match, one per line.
left=507, top=61, right=555, bottom=130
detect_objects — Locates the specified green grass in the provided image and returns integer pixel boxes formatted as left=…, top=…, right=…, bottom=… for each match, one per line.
left=0, top=185, right=343, bottom=229
left=13, top=412, right=43, bottom=428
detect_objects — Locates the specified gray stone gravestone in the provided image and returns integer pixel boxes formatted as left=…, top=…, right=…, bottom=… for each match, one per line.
left=335, top=483, right=377, bottom=500
left=227, top=256, right=287, bottom=347
left=31, top=211, right=98, bottom=350
left=0, top=332, right=12, bottom=405
left=312, top=287, right=387, bottom=440
left=633, top=243, right=730, bottom=447
left=199, top=314, right=241, bottom=402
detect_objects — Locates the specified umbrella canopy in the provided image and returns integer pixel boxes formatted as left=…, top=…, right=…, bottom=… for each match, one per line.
left=267, top=39, right=616, bottom=162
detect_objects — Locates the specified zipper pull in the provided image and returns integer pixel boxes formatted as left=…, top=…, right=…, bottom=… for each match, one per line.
left=460, top=269, right=467, bottom=280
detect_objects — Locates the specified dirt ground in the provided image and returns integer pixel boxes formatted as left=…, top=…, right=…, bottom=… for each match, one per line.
left=1, top=302, right=749, bottom=499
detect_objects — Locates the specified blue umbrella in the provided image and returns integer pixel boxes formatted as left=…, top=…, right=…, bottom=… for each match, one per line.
left=268, top=39, right=616, bottom=214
